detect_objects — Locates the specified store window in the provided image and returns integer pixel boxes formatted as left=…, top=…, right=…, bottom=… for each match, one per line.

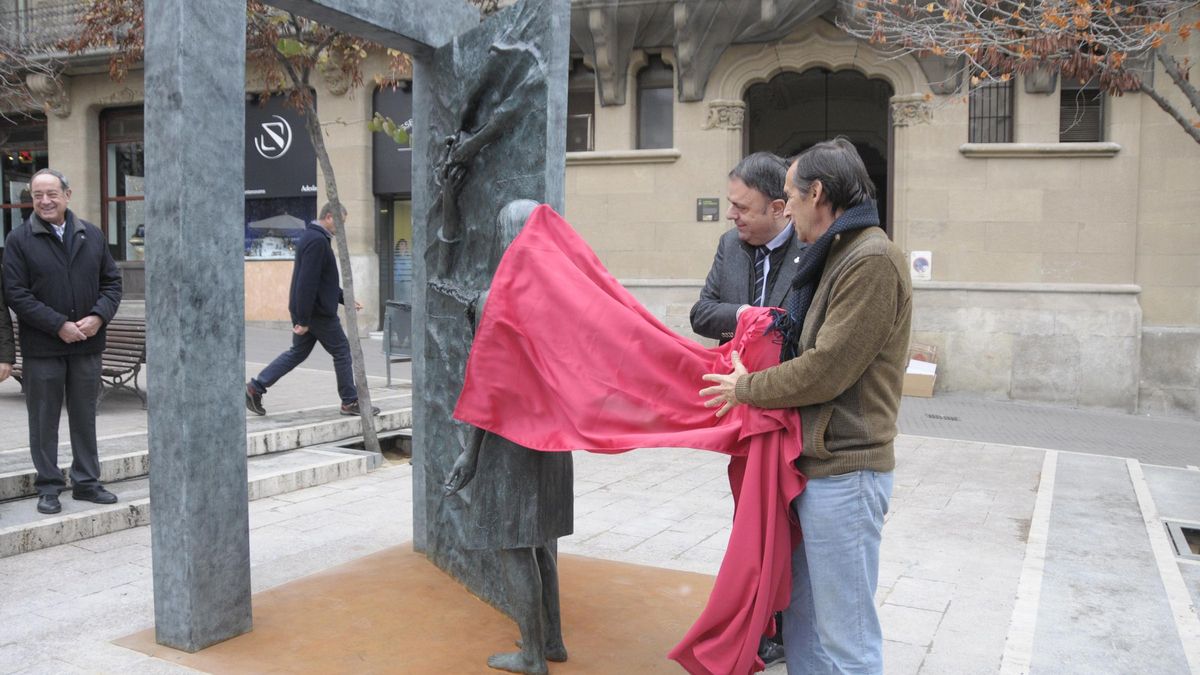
left=100, top=107, right=145, bottom=261
left=968, top=78, right=1014, bottom=143
left=636, top=54, right=673, bottom=149
left=244, top=93, right=318, bottom=258
left=1060, top=81, right=1104, bottom=142
left=567, top=58, right=595, bottom=152
left=0, top=115, right=48, bottom=251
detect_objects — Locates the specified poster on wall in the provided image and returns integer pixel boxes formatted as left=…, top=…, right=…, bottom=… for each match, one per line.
left=909, top=250, right=932, bottom=282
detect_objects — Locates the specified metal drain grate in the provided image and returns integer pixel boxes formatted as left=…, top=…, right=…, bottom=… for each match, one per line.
left=925, top=414, right=960, bottom=422
left=1164, top=521, right=1200, bottom=561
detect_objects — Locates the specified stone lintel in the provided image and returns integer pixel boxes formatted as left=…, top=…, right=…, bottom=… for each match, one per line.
left=914, top=281, right=1141, bottom=295
left=959, top=142, right=1122, bottom=159
left=267, top=0, right=479, bottom=55
left=144, top=0, right=252, bottom=653
left=565, top=148, right=681, bottom=166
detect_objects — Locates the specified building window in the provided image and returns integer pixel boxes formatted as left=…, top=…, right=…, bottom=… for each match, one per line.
left=968, top=78, right=1014, bottom=143
left=636, top=54, right=673, bottom=149
left=100, top=107, right=145, bottom=262
left=0, top=115, right=49, bottom=251
left=567, top=58, right=595, bottom=152
left=1060, top=82, right=1104, bottom=142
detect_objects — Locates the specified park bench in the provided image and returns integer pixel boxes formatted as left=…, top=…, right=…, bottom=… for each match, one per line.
left=8, top=316, right=148, bottom=409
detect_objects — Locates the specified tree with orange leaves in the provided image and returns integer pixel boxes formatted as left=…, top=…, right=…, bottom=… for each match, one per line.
left=841, top=0, right=1200, bottom=144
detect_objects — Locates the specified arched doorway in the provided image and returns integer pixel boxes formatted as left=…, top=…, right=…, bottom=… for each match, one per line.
left=745, top=69, right=893, bottom=232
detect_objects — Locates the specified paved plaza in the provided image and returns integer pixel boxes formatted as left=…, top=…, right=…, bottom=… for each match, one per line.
left=0, top=325, right=1197, bottom=673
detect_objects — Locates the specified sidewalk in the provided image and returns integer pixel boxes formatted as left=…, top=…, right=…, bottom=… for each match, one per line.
left=0, top=328, right=1197, bottom=673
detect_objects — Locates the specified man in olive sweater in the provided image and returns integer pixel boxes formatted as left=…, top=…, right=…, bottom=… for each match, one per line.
left=702, top=138, right=911, bottom=675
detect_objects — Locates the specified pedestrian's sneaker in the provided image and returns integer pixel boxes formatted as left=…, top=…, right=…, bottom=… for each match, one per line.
left=246, top=382, right=266, bottom=416
left=340, top=400, right=380, bottom=416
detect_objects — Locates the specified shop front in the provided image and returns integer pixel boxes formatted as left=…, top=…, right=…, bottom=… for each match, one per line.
left=244, top=94, right=318, bottom=322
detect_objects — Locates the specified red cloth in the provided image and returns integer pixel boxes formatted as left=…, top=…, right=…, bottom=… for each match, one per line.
left=453, top=205, right=806, bottom=675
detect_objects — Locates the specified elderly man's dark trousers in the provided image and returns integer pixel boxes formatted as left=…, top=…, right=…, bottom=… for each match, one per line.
left=23, top=353, right=103, bottom=497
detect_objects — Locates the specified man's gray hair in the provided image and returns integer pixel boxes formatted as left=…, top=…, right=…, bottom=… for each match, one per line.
left=789, top=137, right=876, bottom=213
left=318, top=201, right=347, bottom=221
left=32, top=168, right=70, bottom=191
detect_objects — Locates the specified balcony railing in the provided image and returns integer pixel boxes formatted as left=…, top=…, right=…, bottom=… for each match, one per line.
left=0, top=2, right=87, bottom=53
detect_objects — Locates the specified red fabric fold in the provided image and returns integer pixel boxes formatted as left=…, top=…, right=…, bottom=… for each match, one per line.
left=453, top=204, right=806, bottom=675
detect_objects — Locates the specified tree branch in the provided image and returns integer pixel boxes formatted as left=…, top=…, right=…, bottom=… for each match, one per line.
left=1153, top=46, right=1200, bottom=120
left=1139, top=80, right=1200, bottom=144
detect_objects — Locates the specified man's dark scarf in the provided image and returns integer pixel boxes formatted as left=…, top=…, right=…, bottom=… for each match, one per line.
left=768, top=199, right=881, bottom=362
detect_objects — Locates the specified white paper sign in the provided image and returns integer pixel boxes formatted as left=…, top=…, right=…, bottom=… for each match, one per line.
left=909, top=250, right=932, bottom=281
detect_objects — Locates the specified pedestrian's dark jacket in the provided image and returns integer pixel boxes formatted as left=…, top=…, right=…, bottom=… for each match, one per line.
left=1, top=209, right=122, bottom=358
left=289, top=222, right=344, bottom=326
left=0, top=276, right=14, bottom=365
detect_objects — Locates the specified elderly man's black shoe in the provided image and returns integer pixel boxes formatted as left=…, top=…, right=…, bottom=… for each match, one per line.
left=37, top=494, right=61, bottom=514
left=72, top=486, right=118, bottom=504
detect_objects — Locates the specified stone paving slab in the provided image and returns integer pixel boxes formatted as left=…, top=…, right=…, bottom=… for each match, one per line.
left=1030, top=453, right=1193, bottom=674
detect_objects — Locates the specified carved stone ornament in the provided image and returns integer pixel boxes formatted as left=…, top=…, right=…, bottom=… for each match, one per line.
left=25, top=73, right=70, bottom=118
left=891, top=94, right=932, bottom=127
left=703, top=99, right=745, bottom=130
left=319, top=58, right=351, bottom=96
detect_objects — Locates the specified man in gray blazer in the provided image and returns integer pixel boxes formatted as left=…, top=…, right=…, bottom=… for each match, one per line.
left=689, top=151, right=803, bottom=666
left=691, top=152, right=807, bottom=343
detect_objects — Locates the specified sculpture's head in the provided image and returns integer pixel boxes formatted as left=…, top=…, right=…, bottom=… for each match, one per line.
left=495, top=199, right=539, bottom=261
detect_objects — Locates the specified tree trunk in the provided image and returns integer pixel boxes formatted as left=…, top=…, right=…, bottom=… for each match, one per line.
left=300, top=99, right=382, bottom=455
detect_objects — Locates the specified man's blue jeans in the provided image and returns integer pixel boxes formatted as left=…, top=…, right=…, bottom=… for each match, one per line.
left=783, top=469, right=893, bottom=675
left=252, top=314, right=357, bottom=404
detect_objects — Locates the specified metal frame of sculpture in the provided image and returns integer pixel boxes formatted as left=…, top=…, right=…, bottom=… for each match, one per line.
left=143, top=0, right=567, bottom=656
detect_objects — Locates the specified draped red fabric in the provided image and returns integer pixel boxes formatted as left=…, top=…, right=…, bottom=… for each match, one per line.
left=453, top=205, right=806, bottom=675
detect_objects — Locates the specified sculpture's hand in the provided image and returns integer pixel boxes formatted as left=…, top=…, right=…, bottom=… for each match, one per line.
left=448, top=129, right=477, bottom=166
left=444, top=163, right=467, bottom=196
left=443, top=449, right=477, bottom=496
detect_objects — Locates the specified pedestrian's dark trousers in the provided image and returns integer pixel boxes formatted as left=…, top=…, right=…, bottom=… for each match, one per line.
left=23, top=353, right=104, bottom=496
left=252, top=313, right=357, bottom=403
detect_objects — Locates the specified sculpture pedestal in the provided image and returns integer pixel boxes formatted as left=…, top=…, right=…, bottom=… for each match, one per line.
left=118, top=546, right=715, bottom=673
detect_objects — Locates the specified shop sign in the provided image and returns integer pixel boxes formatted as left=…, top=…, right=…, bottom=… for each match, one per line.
left=245, top=94, right=317, bottom=199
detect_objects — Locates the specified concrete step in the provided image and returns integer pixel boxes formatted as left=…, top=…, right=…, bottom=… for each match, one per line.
left=0, top=443, right=384, bottom=558
left=0, top=407, right=412, bottom=501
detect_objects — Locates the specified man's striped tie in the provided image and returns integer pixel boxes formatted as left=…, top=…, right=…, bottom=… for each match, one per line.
left=752, top=246, right=768, bottom=306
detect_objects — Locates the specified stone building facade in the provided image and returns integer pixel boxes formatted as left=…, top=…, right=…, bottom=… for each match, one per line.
left=2, top=0, right=1197, bottom=416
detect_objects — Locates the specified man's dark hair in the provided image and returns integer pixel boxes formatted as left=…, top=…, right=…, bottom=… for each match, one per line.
left=318, top=202, right=347, bottom=221
left=789, top=137, right=875, bottom=213
left=729, top=152, right=788, bottom=204
left=31, top=168, right=70, bottom=191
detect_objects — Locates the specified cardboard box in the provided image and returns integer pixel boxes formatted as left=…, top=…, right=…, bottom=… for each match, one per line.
left=903, top=342, right=938, bottom=398
left=903, top=372, right=936, bottom=398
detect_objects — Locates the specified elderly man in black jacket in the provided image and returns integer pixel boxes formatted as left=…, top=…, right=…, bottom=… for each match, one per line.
left=0, top=278, right=13, bottom=384
left=2, top=168, right=122, bottom=515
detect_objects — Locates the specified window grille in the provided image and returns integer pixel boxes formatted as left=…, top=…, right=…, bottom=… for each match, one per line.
left=968, top=79, right=1014, bottom=143
left=1059, top=84, right=1104, bottom=142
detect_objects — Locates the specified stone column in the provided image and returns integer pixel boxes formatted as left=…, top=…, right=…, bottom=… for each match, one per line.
left=143, top=0, right=252, bottom=652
